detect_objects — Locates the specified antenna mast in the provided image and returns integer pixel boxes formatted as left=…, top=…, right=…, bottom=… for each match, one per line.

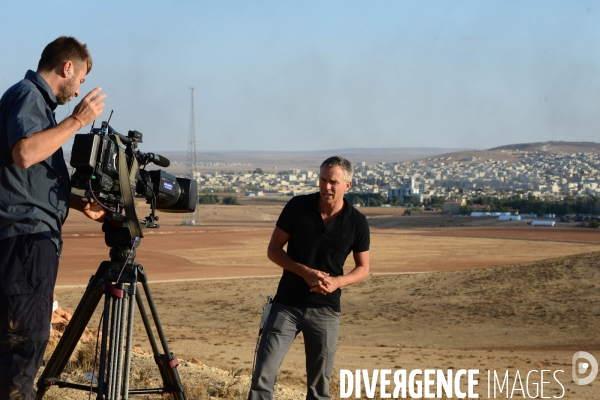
left=183, top=87, right=200, bottom=225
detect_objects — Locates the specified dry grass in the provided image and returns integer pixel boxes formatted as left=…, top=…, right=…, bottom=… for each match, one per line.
left=40, top=338, right=252, bottom=400
left=67, top=341, right=97, bottom=374
left=43, top=335, right=98, bottom=375
left=51, top=251, right=600, bottom=398
left=367, top=232, right=598, bottom=273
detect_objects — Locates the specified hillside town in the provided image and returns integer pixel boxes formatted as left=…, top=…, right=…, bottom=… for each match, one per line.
left=192, top=149, right=600, bottom=206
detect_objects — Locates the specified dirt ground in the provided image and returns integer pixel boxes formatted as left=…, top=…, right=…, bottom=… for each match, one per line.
left=51, top=204, right=600, bottom=399
left=57, top=204, right=600, bottom=285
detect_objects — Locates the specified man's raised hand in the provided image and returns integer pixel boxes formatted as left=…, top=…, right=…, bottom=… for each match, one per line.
left=72, top=87, right=106, bottom=126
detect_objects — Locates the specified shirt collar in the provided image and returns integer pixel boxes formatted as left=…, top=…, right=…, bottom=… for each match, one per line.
left=341, top=196, right=351, bottom=215
left=311, top=192, right=352, bottom=215
left=24, top=70, right=58, bottom=111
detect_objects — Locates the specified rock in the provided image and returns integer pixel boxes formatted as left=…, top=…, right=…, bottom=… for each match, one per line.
left=51, top=313, right=67, bottom=325
left=51, top=296, right=97, bottom=343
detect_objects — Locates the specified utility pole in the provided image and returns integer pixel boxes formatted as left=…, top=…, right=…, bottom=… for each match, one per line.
left=182, top=87, right=200, bottom=225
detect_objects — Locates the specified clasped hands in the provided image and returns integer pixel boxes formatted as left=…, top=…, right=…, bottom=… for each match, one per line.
left=306, top=270, right=340, bottom=295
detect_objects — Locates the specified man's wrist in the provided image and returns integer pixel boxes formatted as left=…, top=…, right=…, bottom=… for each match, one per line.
left=71, top=115, right=83, bottom=130
left=69, top=193, right=85, bottom=211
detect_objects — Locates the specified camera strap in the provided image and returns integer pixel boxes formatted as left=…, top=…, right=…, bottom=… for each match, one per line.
left=114, top=135, right=143, bottom=240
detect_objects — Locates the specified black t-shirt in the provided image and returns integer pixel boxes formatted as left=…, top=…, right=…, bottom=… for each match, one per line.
left=273, top=192, right=370, bottom=312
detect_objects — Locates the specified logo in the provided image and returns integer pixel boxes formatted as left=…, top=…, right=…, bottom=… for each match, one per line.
left=572, top=351, right=598, bottom=385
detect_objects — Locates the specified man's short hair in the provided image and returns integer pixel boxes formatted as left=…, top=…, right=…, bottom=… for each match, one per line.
left=37, top=36, right=92, bottom=75
left=320, top=156, right=353, bottom=183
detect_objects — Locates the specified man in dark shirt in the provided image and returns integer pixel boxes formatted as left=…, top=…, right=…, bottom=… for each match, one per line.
left=249, top=156, right=370, bottom=400
left=0, top=36, right=106, bottom=400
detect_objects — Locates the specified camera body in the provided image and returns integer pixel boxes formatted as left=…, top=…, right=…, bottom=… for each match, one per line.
left=70, top=121, right=197, bottom=213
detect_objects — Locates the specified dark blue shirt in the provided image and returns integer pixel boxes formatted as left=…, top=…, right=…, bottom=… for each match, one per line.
left=0, top=70, right=71, bottom=254
left=273, top=192, right=370, bottom=311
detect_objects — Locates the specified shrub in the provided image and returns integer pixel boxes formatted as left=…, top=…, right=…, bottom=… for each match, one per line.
left=222, top=196, right=239, bottom=205
left=198, top=195, right=219, bottom=204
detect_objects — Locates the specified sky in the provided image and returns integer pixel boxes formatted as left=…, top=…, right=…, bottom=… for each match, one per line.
left=0, top=1, right=598, bottom=153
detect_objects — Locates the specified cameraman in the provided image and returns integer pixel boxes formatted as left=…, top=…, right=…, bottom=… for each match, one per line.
left=0, top=36, right=106, bottom=399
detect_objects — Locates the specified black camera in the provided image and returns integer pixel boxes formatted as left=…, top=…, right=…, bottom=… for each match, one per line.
left=70, top=121, right=198, bottom=214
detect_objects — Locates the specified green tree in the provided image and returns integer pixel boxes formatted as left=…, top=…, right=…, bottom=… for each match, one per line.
left=198, top=195, right=219, bottom=204
left=429, top=196, right=445, bottom=208
left=345, top=193, right=386, bottom=207
left=222, top=196, right=239, bottom=205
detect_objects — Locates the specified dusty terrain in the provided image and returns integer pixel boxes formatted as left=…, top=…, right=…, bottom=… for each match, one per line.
left=43, top=203, right=600, bottom=399
left=57, top=204, right=600, bottom=285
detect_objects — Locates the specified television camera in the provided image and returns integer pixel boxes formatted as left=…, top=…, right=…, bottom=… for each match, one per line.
left=70, top=120, right=198, bottom=244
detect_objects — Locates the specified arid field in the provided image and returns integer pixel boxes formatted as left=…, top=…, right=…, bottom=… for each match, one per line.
left=46, top=203, right=600, bottom=399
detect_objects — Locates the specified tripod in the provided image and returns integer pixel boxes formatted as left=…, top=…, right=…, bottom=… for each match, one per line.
left=35, top=220, right=186, bottom=399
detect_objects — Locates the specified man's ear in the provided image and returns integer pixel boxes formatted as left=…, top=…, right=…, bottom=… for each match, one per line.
left=61, top=61, right=74, bottom=77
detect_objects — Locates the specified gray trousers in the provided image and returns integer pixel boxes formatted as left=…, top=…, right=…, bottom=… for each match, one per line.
left=248, top=302, right=340, bottom=400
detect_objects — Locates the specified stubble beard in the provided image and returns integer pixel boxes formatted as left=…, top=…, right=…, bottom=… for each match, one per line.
left=56, top=75, right=76, bottom=105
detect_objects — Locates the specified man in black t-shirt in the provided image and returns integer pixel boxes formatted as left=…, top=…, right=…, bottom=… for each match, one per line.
left=249, top=156, right=370, bottom=400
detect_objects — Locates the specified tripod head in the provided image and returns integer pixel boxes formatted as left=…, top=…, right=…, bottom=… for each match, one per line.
left=102, top=211, right=142, bottom=262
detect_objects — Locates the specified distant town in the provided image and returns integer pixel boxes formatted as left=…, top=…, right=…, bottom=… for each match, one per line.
left=184, top=148, right=600, bottom=212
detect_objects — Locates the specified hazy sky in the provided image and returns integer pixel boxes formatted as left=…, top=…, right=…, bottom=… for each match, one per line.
left=1, top=1, right=598, bottom=153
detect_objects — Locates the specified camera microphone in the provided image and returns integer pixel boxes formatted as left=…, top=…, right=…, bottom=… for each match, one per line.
left=146, top=153, right=170, bottom=168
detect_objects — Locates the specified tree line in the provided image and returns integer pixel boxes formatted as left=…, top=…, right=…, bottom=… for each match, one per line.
left=461, top=195, right=599, bottom=215
left=197, top=191, right=600, bottom=216
left=197, top=195, right=239, bottom=205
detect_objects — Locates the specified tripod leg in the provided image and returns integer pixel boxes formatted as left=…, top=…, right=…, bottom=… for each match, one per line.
left=106, top=285, right=122, bottom=400
left=97, top=294, right=111, bottom=399
left=35, top=261, right=110, bottom=400
left=121, top=283, right=136, bottom=400
left=135, top=270, right=186, bottom=400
